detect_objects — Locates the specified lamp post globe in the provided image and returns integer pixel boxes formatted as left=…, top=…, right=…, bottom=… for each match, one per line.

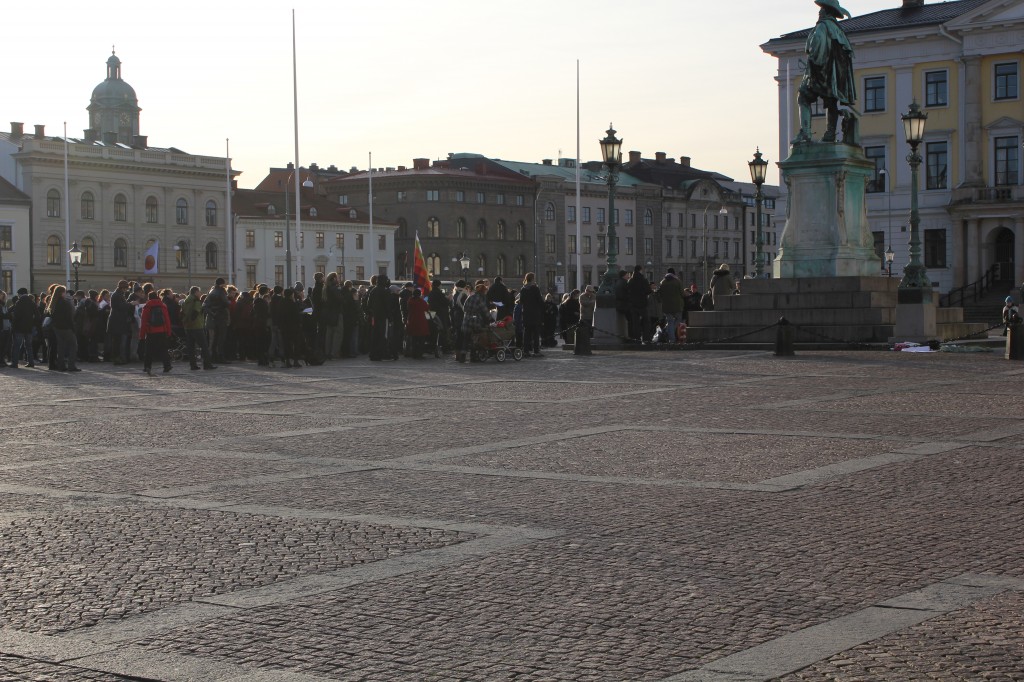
left=748, top=148, right=769, bottom=278
left=597, top=124, right=622, bottom=299
left=68, top=241, right=82, bottom=291
left=899, top=101, right=929, bottom=289
left=459, top=253, right=471, bottom=280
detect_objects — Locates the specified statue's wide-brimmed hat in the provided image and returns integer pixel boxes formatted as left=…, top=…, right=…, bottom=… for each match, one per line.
left=815, top=0, right=851, bottom=19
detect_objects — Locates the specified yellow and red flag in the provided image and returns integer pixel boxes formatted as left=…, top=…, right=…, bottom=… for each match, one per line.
left=412, top=232, right=432, bottom=296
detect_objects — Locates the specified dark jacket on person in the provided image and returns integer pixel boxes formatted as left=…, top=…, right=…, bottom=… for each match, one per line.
left=659, top=274, right=684, bottom=315
left=427, top=286, right=451, bottom=328
left=486, top=279, right=512, bottom=319
left=626, top=271, right=650, bottom=309
left=204, top=285, right=229, bottom=322
left=50, top=296, right=75, bottom=331
left=321, top=283, right=344, bottom=327
left=106, top=289, right=134, bottom=336
left=11, top=295, right=38, bottom=335
left=519, top=282, right=544, bottom=326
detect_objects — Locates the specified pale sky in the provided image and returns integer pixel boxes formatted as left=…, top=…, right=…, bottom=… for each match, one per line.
left=8, top=0, right=897, bottom=188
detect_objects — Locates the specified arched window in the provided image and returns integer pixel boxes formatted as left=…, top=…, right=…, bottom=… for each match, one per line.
left=114, top=193, right=128, bottom=222
left=496, top=254, right=506, bottom=276
left=397, top=218, right=408, bottom=238
left=477, top=219, right=486, bottom=239
left=46, top=235, right=62, bottom=265
left=176, top=198, right=188, bottom=225
left=81, top=191, right=95, bottom=220
left=176, top=240, right=189, bottom=269
left=644, top=208, right=653, bottom=226
left=515, top=255, right=527, bottom=276
left=426, top=252, right=441, bottom=275
left=205, top=200, right=218, bottom=227
left=114, top=238, right=128, bottom=268
left=426, top=216, right=440, bottom=238
left=81, top=237, right=96, bottom=266
left=205, top=242, right=218, bottom=270
left=544, top=202, right=555, bottom=222
left=47, top=189, right=61, bottom=218
left=496, top=220, right=506, bottom=240
left=145, top=197, right=158, bottom=223
left=477, top=254, right=487, bottom=276
left=515, top=220, right=526, bottom=241
left=456, top=217, right=466, bottom=239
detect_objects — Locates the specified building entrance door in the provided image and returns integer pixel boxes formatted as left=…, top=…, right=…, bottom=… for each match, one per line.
left=995, top=228, right=1015, bottom=282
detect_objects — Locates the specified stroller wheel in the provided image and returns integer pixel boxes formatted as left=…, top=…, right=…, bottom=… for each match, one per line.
left=512, top=348, right=524, bottom=361
left=495, top=349, right=507, bottom=363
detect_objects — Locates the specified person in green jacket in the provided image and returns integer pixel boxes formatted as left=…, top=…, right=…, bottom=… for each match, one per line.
left=180, top=287, right=215, bottom=370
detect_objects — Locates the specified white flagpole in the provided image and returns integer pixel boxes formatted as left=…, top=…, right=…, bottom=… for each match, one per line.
left=63, top=122, right=71, bottom=289
left=225, top=138, right=233, bottom=284
left=368, top=152, right=374, bottom=280
left=292, top=9, right=303, bottom=288
left=575, top=61, right=582, bottom=293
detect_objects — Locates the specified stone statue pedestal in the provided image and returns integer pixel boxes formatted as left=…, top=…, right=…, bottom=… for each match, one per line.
left=890, top=288, right=938, bottom=344
left=774, top=143, right=882, bottom=278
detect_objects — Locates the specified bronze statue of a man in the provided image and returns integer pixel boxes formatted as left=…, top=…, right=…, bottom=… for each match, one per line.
left=796, top=0, right=856, bottom=143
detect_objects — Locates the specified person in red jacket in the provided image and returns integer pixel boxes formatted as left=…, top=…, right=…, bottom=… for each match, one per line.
left=404, top=288, right=431, bottom=359
left=139, top=291, right=173, bottom=375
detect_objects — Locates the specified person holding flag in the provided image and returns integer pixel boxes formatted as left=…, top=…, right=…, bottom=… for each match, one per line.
left=412, top=232, right=432, bottom=297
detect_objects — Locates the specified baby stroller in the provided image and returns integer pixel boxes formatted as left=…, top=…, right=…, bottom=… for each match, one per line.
left=470, top=324, right=523, bottom=363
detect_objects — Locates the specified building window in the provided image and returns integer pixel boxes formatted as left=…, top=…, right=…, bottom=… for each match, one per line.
left=644, top=238, right=653, bottom=255
left=864, top=76, right=886, bottom=112
left=456, top=190, right=465, bottom=203
left=114, top=238, right=128, bottom=267
left=516, top=221, right=525, bottom=241
left=625, top=237, right=634, bottom=256
left=46, top=235, right=62, bottom=265
left=315, top=231, right=325, bottom=249
left=925, top=70, right=948, bottom=107
left=545, top=203, right=556, bottom=221
left=81, top=236, right=95, bottom=266
left=515, top=255, right=526, bottom=276
left=567, top=206, right=576, bottom=223
left=426, top=253, right=441, bottom=275
left=246, top=263, right=257, bottom=289
left=495, top=193, right=505, bottom=205
left=426, top=190, right=439, bottom=201
left=995, top=62, right=1019, bottom=101
left=425, top=217, right=440, bottom=238
left=335, top=232, right=344, bottom=249
left=644, top=209, right=653, bottom=226
left=47, top=189, right=61, bottom=218
left=995, top=136, right=1020, bottom=186
left=396, top=218, right=408, bottom=239
left=338, top=195, right=348, bottom=206
left=355, top=266, right=365, bottom=280
left=397, top=191, right=407, bottom=202
left=515, top=194, right=524, bottom=206
left=596, top=207, right=605, bottom=224
left=0, top=225, right=11, bottom=251
left=476, top=192, right=485, bottom=204
left=275, top=265, right=284, bottom=287
left=865, top=146, right=886, bottom=192
left=456, top=217, right=467, bottom=239
left=545, top=234, right=555, bottom=254
left=356, top=234, right=364, bottom=249
left=872, top=230, right=886, bottom=264
left=274, top=231, right=283, bottom=248
left=496, top=220, right=506, bottom=240
left=665, top=238, right=673, bottom=258
left=496, top=254, right=506, bottom=276
left=205, top=242, right=218, bottom=270
left=145, top=196, right=158, bottom=223
left=568, top=235, right=577, bottom=254
left=113, top=194, right=128, bottom=222
left=81, top=191, right=95, bottom=220
left=691, top=239, right=698, bottom=258
left=625, top=209, right=633, bottom=225
left=378, top=235, right=386, bottom=250
left=1, top=269, right=10, bottom=293
left=597, top=236, right=606, bottom=255
left=175, top=198, right=188, bottom=225
left=925, top=141, right=948, bottom=190
left=477, top=219, right=486, bottom=239
left=205, top=200, right=217, bottom=227
left=477, top=254, right=487, bottom=276
left=924, top=229, right=946, bottom=268
left=810, top=99, right=825, bottom=117
left=582, top=207, right=591, bottom=223
left=175, top=240, right=189, bottom=269
left=244, top=230, right=255, bottom=248
left=582, top=236, right=592, bottom=254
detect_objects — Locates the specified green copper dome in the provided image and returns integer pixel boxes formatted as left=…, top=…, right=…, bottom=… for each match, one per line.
left=90, top=53, right=138, bottom=107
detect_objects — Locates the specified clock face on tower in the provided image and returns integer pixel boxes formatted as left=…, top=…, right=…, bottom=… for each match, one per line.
left=119, top=112, right=130, bottom=126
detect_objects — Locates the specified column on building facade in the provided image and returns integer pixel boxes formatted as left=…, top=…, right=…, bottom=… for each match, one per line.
left=1015, top=217, right=1024, bottom=289
left=965, top=218, right=981, bottom=284
left=961, top=56, right=984, bottom=187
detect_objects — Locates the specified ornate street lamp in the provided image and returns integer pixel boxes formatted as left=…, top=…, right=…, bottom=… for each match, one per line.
left=459, top=252, right=471, bottom=280
left=68, top=241, right=82, bottom=291
left=748, top=148, right=769, bottom=278
left=597, top=124, right=622, bottom=298
left=885, top=245, right=895, bottom=278
left=900, top=101, right=929, bottom=289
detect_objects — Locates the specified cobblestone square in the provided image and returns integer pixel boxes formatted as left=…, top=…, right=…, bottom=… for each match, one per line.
left=1, top=350, right=1022, bottom=681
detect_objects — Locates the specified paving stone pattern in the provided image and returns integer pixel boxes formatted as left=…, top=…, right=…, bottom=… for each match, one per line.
left=0, top=349, right=1022, bottom=680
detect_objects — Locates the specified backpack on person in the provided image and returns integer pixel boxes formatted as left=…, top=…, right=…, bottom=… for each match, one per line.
left=148, top=305, right=165, bottom=328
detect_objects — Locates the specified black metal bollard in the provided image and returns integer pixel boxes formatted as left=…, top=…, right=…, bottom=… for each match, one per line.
left=1006, top=322, right=1024, bottom=360
left=774, top=317, right=795, bottom=356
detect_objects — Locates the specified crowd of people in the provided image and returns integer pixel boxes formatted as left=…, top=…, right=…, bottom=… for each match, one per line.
left=0, top=265, right=738, bottom=374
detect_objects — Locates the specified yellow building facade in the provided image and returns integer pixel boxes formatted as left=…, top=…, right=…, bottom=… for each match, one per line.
left=764, top=0, right=1024, bottom=294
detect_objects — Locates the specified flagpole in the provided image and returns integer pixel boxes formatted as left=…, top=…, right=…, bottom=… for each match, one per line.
left=575, top=61, right=582, bottom=293
left=225, top=138, right=233, bottom=284
left=292, top=8, right=303, bottom=288
left=63, top=122, right=71, bottom=289
left=368, top=152, right=374, bottom=280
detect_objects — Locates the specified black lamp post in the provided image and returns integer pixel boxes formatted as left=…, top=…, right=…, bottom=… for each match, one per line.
left=748, top=148, right=769, bottom=278
left=900, top=101, right=929, bottom=289
left=68, top=241, right=82, bottom=291
left=459, top=252, right=470, bottom=280
left=885, top=245, right=895, bottom=277
left=597, top=124, right=622, bottom=298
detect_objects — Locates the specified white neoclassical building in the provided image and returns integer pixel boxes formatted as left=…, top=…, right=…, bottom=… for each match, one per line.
left=0, top=51, right=235, bottom=293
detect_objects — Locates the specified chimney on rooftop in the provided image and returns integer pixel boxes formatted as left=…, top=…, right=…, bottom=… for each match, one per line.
left=628, top=151, right=641, bottom=164
left=83, top=128, right=97, bottom=142
left=34, top=125, right=45, bottom=139
left=10, top=122, right=23, bottom=139
left=903, top=0, right=924, bottom=6
left=102, top=131, right=117, bottom=145
left=309, top=162, right=319, bottom=171
left=542, top=159, right=552, bottom=166
left=286, top=162, right=294, bottom=170
left=655, top=151, right=667, bottom=162
left=398, top=166, right=407, bottom=171
left=680, top=156, right=691, bottom=167
left=133, top=135, right=148, bottom=149
left=413, top=158, right=430, bottom=170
